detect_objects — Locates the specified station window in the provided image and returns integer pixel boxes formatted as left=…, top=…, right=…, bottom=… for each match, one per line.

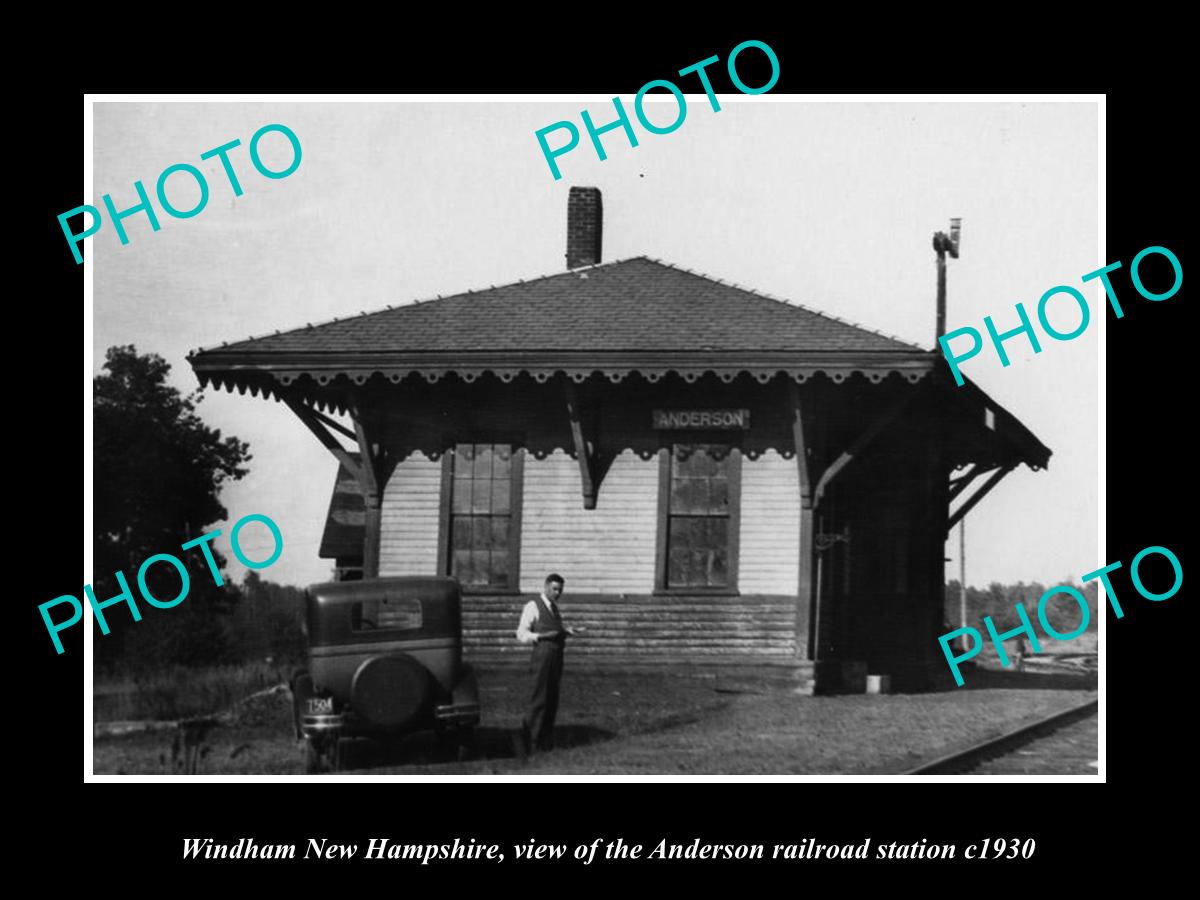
left=656, top=443, right=741, bottom=592
left=442, top=443, right=524, bottom=591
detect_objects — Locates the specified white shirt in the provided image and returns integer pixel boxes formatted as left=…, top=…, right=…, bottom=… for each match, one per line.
left=516, top=593, right=559, bottom=645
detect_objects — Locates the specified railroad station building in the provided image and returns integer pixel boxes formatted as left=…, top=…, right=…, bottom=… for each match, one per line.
left=188, top=187, right=1050, bottom=692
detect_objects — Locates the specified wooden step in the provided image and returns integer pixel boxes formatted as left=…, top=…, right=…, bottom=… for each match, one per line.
left=466, top=638, right=796, bottom=649
left=462, top=593, right=802, bottom=665
left=462, top=614, right=800, bottom=627
left=465, top=651, right=815, bottom=688
left=463, top=598, right=798, bottom=606
left=466, top=645, right=798, bottom=660
left=463, top=616, right=797, bottom=627
left=464, top=624, right=797, bottom=637
left=462, top=601, right=798, bottom=616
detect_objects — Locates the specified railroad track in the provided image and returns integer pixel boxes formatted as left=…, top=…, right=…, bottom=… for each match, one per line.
left=1023, top=653, right=1098, bottom=673
left=903, top=698, right=1098, bottom=775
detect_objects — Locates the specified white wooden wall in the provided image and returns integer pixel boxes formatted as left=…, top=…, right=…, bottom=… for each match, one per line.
left=378, top=452, right=441, bottom=576
left=519, top=449, right=658, bottom=593
left=376, top=447, right=800, bottom=595
left=738, top=449, right=800, bottom=596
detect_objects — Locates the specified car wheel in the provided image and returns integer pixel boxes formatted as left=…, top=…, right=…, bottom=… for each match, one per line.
left=384, top=735, right=408, bottom=767
left=304, top=738, right=323, bottom=774
left=458, top=726, right=479, bottom=762
left=305, top=736, right=341, bottom=774
left=433, top=729, right=457, bottom=763
left=328, top=736, right=342, bottom=772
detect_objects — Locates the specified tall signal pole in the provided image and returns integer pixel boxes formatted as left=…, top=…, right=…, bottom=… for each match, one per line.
left=960, top=519, right=968, bottom=651
left=933, top=217, right=965, bottom=649
left=933, top=217, right=962, bottom=343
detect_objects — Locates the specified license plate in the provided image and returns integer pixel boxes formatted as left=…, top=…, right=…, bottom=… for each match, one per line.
left=306, top=697, right=334, bottom=714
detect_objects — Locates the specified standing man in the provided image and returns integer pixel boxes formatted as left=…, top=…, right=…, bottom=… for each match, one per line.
left=515, top=573, right=580, bottom=755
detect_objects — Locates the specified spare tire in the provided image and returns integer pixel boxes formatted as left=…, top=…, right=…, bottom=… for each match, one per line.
left=351, top=654, right=433, bottom=730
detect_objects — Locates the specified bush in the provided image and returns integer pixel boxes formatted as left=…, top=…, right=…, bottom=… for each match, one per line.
left=95, top=661, right=284, bottom=722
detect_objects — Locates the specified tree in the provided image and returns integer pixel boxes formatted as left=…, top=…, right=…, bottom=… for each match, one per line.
left=93, top=345, right=252, bottom=671
left=231, top=572, right=306, bottom=664
left=944, top=577, right=1100, bottom=638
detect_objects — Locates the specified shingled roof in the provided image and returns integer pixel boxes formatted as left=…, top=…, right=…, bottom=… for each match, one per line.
left=217, top=257, right=918, bottom=355
left=189, top=257, right=935, bottom=392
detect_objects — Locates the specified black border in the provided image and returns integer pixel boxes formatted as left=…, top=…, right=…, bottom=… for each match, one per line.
left=32, top=26, right=1189, bottom=886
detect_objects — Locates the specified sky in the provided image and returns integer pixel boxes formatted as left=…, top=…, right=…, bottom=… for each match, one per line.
left=91, top=98, right=1099, bottom=591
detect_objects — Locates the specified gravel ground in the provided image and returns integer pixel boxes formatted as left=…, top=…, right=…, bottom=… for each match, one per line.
left=509, top=684, right=1097, bottom=775
left=92, top=663, right=1096, bottom=776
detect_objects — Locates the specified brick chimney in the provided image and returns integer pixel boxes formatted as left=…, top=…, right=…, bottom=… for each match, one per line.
left=566, top=186, right=602, bottom=269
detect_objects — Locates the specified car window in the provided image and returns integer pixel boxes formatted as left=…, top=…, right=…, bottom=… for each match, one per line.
left=351, top=596, right=423, bottom=632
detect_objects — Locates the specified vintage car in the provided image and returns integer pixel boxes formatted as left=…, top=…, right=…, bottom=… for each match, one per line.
left=290, top=576, right=480, bottom=772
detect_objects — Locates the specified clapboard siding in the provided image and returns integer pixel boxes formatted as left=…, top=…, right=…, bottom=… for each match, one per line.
left=378, top=452, right=442, bottom=576
left=519, top=449, right=658, bottom=593
left=461, top=594, right=799, bottom=666
left=738, top=450, right=800, bottom=595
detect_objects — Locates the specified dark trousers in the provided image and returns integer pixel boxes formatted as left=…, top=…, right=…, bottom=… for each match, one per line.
left=523, top=639, right=564, bottom=752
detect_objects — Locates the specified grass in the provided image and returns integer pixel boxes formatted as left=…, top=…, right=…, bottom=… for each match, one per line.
left=94, top=659, right=292, bottom=722
left=92, top=662, right=1097, bottom=775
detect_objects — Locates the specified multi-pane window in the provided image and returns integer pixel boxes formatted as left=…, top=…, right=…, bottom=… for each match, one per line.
left=663, top=443, right=739, bottom=589
left=449, top=443, right=516, bottom=588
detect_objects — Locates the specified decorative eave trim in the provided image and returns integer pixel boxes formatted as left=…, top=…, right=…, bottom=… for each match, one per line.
left=189, top=350, right=936, bottom=390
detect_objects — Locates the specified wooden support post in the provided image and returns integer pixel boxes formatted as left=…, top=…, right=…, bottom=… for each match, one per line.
left=814, top=516, right=827, bottom=658
left=350, top=409, right=380, bottom=498
left=350, top=402, right=384, bottom=579
left=788, top=380, right=813, bottom=504
left=564, top=379, right=596, bottom=509
left=281, top=393, right=366, bottom=485
left=798, top=507, right=814, bottom=659
left=948, top=463, right=997, bottom=502
left=812, top=512, right=839, bottom=666
left=813, top=388, right=919, bottom=507
left=311, top=407, right=358, bottom=442
left=946, top=463, right=1015, bottom=534
left=805, top=385, right=918, bottom=675
left=789, top=380, right=815, bottom=661
left=281, top=390, right=387, bottom=578
left=361, top=496, right=382, bottom=579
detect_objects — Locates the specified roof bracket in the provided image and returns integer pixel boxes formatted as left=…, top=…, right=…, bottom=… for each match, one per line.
left=281, top=392, right=368, bottom=491
left=813, top=386, right=922, bottom=507
left=564, top=379, right=598, bottom=509
left=311, top=406, right=357, bottom=442
left=788, top=379, right=814, bottom=510
left=948, top=463, right=999, bottom=502
left=946, top=463, right=1016, bottom=535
